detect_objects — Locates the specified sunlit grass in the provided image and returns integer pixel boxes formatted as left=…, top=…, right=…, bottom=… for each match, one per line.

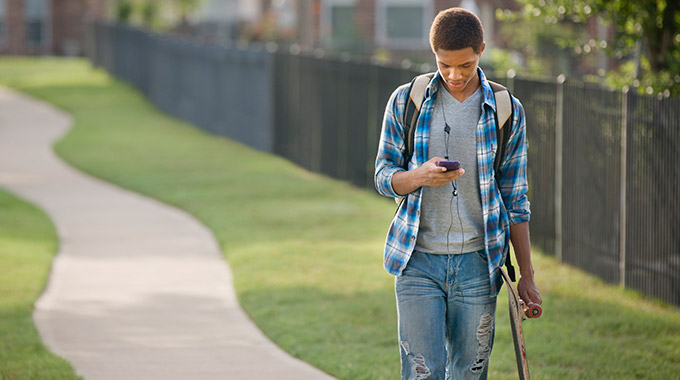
left=0, top=188, right=81, bottom=379
left=1, top=57, right=678, bottom=379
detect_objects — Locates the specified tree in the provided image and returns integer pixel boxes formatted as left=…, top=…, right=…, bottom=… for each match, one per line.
left=509, top=0, right=680, bottom=95
left=494, top=8, right=586, bottom=79
left=116, top=0, right=134, bottom=24
left=176, top=0, right=203, bottom=26
left=141, top=1, right=160, bottom=29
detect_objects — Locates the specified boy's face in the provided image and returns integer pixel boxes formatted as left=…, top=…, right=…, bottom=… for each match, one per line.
left=434, top=44, right=485, bottom=98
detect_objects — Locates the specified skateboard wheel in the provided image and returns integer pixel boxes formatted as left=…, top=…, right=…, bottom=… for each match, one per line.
left=526, top=303, right=542, bottom=318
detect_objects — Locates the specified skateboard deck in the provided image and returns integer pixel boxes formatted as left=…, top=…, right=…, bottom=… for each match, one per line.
left=500, top=267, right=542, bottom=380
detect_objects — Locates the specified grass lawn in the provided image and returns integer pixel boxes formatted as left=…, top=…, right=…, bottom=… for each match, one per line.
left=1, top=57, right=679, bottom=379
left=0, top=188, right=81, bottom=379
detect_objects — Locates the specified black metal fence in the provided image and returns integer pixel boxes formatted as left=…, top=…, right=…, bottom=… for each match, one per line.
left=272, top=52, right=422, bottom=188
left=91, top=24, right=274, bottom=152
left=625, top=93, right=680, bottom=303
left=510, top=78, right=558, bottom=259
left=89, top=24, right=680, bottom=307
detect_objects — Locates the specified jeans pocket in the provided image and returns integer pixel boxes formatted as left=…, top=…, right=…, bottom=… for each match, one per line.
left=476, top=249, right=489, bottom=263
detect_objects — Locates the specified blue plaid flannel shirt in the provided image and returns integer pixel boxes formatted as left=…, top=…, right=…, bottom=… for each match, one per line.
left=374, top=68, right=530, bottom=295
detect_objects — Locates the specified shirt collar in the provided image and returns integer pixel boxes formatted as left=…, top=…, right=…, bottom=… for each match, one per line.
left=425, top=68, right=496, bottom=111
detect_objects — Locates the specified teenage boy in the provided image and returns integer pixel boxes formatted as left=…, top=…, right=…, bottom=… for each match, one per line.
left=374, top=8, right=542, bottom=380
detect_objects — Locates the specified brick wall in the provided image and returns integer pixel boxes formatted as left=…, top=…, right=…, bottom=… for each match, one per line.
left=355, top=0, right=375, bottom=45
left=52, top=0, right=84, bottom=55
left=2, top=0, right=25, bottom=53
left=1, top=0, right=107, bottom=56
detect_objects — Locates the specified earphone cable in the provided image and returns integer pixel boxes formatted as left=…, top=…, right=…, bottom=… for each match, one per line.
left=441, top=94, right=466, bottom=255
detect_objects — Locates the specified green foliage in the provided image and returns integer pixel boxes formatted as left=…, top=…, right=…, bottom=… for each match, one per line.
left=495, top=7, right=586, bottom=79
left=115, top=0, right=134, bottom=24
left=507, top=0, right=680, bottom=96
left=486, top=49, right=522, bottom=77
left=176, top=0, right=203, bottom=24
left=113, top=0, right=203, bottom=31
left=140, top=1, right=160, bottom=29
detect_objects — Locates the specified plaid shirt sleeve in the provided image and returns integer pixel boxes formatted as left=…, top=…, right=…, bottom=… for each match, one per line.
left=375, top=84, right=410, bottom=198
left=374, top=82, right=424, bottom=275
left=498, top=97, right=531, bottom=225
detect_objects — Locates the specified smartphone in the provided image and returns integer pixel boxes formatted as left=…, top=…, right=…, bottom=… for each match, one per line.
left=437, top=160, right=460, bottom=171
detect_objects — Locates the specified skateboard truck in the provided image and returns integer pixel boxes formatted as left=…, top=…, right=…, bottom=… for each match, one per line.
left=520, top=300, right=542, bottom=319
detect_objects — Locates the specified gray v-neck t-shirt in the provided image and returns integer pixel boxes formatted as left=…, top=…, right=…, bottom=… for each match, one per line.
left=415, top=83, right=485, bottom=255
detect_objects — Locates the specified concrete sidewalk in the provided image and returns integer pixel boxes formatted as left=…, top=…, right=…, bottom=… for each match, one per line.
left=0, top=87, right=336, bottom=380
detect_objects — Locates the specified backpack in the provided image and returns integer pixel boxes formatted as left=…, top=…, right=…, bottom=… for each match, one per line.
left=402, top=72, right=517, bottom=281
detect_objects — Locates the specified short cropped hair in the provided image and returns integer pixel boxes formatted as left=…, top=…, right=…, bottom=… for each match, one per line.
left=429, top=8, right=484, bottom=53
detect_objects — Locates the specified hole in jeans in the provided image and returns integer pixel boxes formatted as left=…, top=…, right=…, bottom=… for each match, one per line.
left=470, top=313, right=494, bottom=374
left=401, top=341, right=432, bottom=380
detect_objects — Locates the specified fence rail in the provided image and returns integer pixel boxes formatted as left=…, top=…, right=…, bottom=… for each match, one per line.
left=89, top=23, right=680, bottom=307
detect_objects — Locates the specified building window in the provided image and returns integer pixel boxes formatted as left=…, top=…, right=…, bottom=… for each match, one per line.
left=322, top=0, right=360, bottom=49
left=330, top=5, right=356, bottom=45
left=25, top=0, right=48, bottom=47
left=0, top=0, right=6, bottom=47
left=386, top=6, right=422, bottom=40
left=377, top=0, right=432, bottom=48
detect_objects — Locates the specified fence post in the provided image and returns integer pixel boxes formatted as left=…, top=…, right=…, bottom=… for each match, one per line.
left=366, top=64, right=379, bottom=186
left=555, top=75, right=565, bottom=262
left=619, top=87, right=629, bottom=288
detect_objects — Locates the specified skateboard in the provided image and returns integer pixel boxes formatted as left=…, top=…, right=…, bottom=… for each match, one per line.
left=500, top=267, right=542, bottom=380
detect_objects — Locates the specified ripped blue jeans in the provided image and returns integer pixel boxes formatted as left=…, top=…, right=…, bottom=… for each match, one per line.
left=395, top=250, right=498, bottom=380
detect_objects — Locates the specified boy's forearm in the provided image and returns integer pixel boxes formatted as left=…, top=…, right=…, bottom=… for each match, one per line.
left=392, top=169, right=422, bottom=196
left=509, top=221, right=534, bottom=279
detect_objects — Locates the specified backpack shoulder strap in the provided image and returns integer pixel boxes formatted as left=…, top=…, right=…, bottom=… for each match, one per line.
left=489, top=81, right=512, bottom=129
left=488, top=80, right=513, bottom=185
left=402, top=72, right=435, bottom=169
left=488, top=80, right=517, bottom=282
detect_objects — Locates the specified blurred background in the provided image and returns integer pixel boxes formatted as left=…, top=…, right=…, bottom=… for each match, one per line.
left=1, top=0, right=678, bottom=94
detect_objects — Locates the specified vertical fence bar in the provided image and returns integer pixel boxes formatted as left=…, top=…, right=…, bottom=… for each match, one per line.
left=289, top=46, right=301, bottom=166
left=619, top=88, right=628, bottom=288
left=366, top=64, right=379, bottom=187
left=554, top=75, right=565, bottom=262
left=337, top=56, right=350, bottom=180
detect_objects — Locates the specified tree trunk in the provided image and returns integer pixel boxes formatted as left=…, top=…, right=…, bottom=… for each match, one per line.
left=644, top=0, right=678, bottom=72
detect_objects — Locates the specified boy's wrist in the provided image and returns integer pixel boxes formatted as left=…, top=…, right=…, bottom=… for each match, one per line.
left=519, top=266, right=535, bottom=280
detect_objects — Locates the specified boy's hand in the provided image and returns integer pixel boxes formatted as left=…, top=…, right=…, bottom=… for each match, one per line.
left=416, top=157, right=465, bottom=187
left=518, top=276, right=542, bottom=305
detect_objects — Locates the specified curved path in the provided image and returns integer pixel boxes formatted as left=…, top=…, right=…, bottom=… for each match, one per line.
left=0, top=87, right=335, bottom=380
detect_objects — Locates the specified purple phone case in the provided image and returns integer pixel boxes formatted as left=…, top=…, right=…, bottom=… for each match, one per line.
left=437, top=160, right=460, bottom=171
